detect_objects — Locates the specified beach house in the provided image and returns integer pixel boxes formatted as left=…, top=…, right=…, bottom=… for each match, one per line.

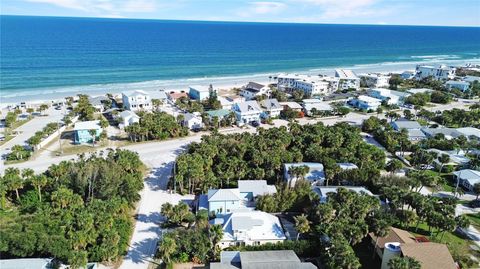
left=335, top=69, right=360, bottom=90
left=368, top=88, right=410, bottom=106
left=122, top=90, right=152, bottom=112
left=240, top=82, right=270, bottom=100
left=456, top=127, right=480, bottom=140
left=348, top=95, right=381, bottom=111
left=302, top=99, right=333, bottom=116
left=284, top=162, right=325, bottom=187
left=181, top=112, right=203, bottom=130
left=119, top=110, right=140, bottom=128
left=360, top=73, right=391, bottom=88
left=420, top=127, right=463, bottom=140
left=313, top=186, right=374, bottom=203
left=277, top=73, right=339, bottom=95
left=198, top=180, right=277, bottom=215
left=445, top=80, right=470, bottom=92
left=189, top=85, right=215, bottom=101
left=260, top=98, right=282, bottom=118
left=211, top=250, right=316, bottom=269
left=212, top=210, right=286, bottom=249
left=167, top=91, right=189, bottom=102
left=391, top=120, right=426, bottom=141
left=415, top=64, right=456, bottom=80
left=73, top=120, right=102, bottom=144
left=232, top=101, right=262, bottom=125
left=370, top=227, right=456, bottom=269
left=453, top=169, right=480, bottom=191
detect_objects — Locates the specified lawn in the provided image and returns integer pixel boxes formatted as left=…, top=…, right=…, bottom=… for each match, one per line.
left=466, top=214, right=480, bottom=231
left=0, top=135, right=14, bottom=146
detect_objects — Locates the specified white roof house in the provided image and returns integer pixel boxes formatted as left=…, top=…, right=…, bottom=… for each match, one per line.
left=360, top=73, right=391, bottom=88
left=212, top=250, right=317, bottom=269
left=427, top=149, right=470, bottom=167
left=391, top=120, right=426, bottom=141
left=446, top=80, right=470, bottom=92
left=213, top=210, right=286, bottom=249
left=302, top=100, right=333, bottom=116
left=284, top=162, right=325, bottom=187
left=421, top=128, right=463, bottom=140
left=453, top=169, right=480, bottom=191
left=232, top=101, right=262, bottom=125
left=277, top=73, right=339, bottom=95
left=313, top=186, right=374, bottom=203
left=368, top=88, right=410, bottom=105
left=73, top=120, right=101, bottom=131
left=260, top=98, right=282, bottom=118
left=238, top=180, right=277, bottom=198
left=208, top=189, right=243, bottom=202
left=279, top=101, right=303, bottom=111
left=240, top=82, right=270, bottom=100
left=189, top=85, right=215, bottom=101
left=122, top=90, right=152, bottom=112
left=407, top=88, right=433, bottom=94
left=337, top=162, right=359, bottom=170
left=349, top=95, right=381, bottom=111
left=182, top=112, right=203, bottom=130
left=119, top=110, right=140, bottom=128
left=463, top=76, right=480, bottom=83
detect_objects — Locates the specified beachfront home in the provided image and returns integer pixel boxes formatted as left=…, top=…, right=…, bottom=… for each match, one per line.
left=212, top=210, right=286, bottom=249
left=211, top=250, right=316, bottom=269
left=420, top=127, right=463, bottom=140
left=401, top=71, right=415, bottom=80
left=279, top=101, right=303, bottom=112
left=348, top=95, right=381, bottom=111
left=302, top=99, right=333, bottom=116
left=391, top=120, right=426, bottom=141
left=181, top=112, right=203, bottom=130
left=205, top=109, right=231, bottom=121
left=260, top=98, right=282, bottom=118
left=335, top=69, right=360, bottom=90
left=88, top=95, right=110, bottom=112
left=119, top=110, right=140, bottom=128
left=240, top=82, right=270, bottom=100
left=277, top=73, right=339, bottom=95
left=199, top=180, right=277, bottom=214
left=284, top=162, right=325, bottom=187
left=167, top=91, right=189, bottom=102
left=73, top=120, right=102, bottom=144
left=445, top=80, right=470, bottom=92
left=453, top=169, right=480, bottom=191
left=370, top=227, right=456, bottom=269
left=189, top=85, right=216, bottom=101
left=217, top=96, right=233, bottom=110
left=122, top=90, right=152, bottom=112
left=360, top=73, right=391, bottom=88
left=368, top=88, right=410, bottom=106
left=415, top=64, right=456, bottom=80
left=232, top=101, right=262, bottom=125
left=313, top=186, right=374, bottom=203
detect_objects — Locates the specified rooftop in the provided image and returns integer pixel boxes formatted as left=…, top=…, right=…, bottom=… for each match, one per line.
left=245, top=82, right=265, bottom=91
left=74, top=120, right=101, bottom=131
left=212, top=250, right=316, bottom=269
left=337, top=162, right=359, bottom=170
left=119, top=110, right=139, bottom=119
left=215, top=210, right=286, bottom=242
left=391, top=120, right=422, bottom=130
left=313, top=186, right=374, bottom=202
left=453, top=169, right=480, bottom=185
left=238, top=180, right=276, bottom=197
left=407, top=88, right=433, bottom=94
left=189, top=85, right=212, bottom=92
left=279, top=101, right=303, bottom=110
left=260, top=98, right=282, bottom=110
left=123, top=90, right=149, bottom=97
left=401, top=242, right=456, bottom=269
left=335, top=69, right=358, bottom=79
left=370, top=227, right=417, bottom=250
left=234, top=101, right=262, bottom=113
left=456, top=127, right=480, bottom=138
left=421, top=127, right=463, bottom=139
left=206, top=109, right=231, bottom=118
left=357, top=95, right=382, bottom=104
left=208, top=189, right=242, bottom=202
left=0, top=258, right=53, bottom=269
left=284, top=162, right=325, bottom=182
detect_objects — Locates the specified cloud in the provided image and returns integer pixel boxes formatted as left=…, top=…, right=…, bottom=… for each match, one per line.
left=294, top=0, right=386, bottom=19
left=237, top=1, right=287, bottom=17
left=25, top=0, right=158, bottom=17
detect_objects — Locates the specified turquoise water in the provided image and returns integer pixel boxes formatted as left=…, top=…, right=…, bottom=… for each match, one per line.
left=1, top=15, right=480, bottom=100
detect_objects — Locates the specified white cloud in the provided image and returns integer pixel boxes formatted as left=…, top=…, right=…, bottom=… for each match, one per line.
left=294, top=0, right=385, bottom=19
left=237, top=1, right=287, bottom=17
left=25, top=0, right=158, bottom=17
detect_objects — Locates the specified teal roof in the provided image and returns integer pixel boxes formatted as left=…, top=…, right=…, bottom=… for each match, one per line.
left=206, top=109, right=230, bottom=118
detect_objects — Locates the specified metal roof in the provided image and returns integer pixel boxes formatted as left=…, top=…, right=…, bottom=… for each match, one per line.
left=208, top=189, right=242, bottom=201
left=391, top=120, right=422, bottom=130
left=238, top=180, right=276, bottom=197
left=73, top=120, right=101, bottom=131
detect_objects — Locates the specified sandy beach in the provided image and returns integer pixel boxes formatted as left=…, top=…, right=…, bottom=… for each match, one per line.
left=1, top=57, right=479, bottom=110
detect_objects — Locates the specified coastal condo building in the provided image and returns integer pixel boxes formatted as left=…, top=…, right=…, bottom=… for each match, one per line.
left=334, top=69, right=360, bottom=90
left=415, top=64, right=456, bottom=80
left=276, top=73, right=339, bottom=96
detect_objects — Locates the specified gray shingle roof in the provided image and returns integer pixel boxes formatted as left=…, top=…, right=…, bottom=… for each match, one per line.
left=245, top=82, right=265, bottom=91
left=235, top=101, right=262, bottom=113
left=208, top=189, right=242, bottom=201
left=421, top=128, right=463, bottom=138
left=260, top=99, right=281, bottom=110
left=392, top=120, right=422, bottom=130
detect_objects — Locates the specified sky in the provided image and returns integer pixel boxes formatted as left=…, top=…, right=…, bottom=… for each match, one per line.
left=1, top=0, right=479, bottom=27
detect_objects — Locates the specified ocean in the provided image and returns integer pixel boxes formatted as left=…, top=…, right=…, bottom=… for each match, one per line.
left=1, top=15, right=480, bottom=103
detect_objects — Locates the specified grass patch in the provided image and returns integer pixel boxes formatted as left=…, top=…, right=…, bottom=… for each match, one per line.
left=52, top=142, right=108, bottom=157
left=8, top=116, right=33, bottom=130
left=466, top=214, right=480, bottom=231
left=0, top=135, right=15, bottom=146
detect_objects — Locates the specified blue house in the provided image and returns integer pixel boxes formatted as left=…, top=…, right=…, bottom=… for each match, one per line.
left=74, top=120, right=102, bottom=144
left=206, top=189, right=243, bottom=216
left=189, top=85, right=216, bottom=101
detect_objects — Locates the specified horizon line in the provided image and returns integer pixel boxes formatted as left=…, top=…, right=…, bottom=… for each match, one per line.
left=1, top=14, right=480, bottom=28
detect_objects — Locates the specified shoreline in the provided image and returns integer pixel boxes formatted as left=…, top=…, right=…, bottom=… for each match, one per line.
left=2, top=57, right=479, bottom=109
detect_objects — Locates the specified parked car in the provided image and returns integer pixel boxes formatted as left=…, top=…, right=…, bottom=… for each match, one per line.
left=251, top=121, right=260, bottom=127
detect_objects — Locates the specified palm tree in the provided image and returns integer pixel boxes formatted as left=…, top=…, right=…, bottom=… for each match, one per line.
left=388, top=256, right=421, bottom=269
left=294, top=214, right=310, bottom=240
left=473, top=183, right=480, bottom=200
left=209, top=224, right=224, bottom=246
left=158, top=236, right=177, bottom=264
left=31, top=175, right=48, bottom=202
left=4, top=167, right=23, bottom=202
left=371, top=220, right=389, bottom=258
left=438, top=154, right=450, bottom=173
left=88, top=129, right=97, bottom=147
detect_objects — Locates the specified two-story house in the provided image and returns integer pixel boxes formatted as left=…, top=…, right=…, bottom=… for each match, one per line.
left=122, top=90, right=152, bottom=112
left=232, top=101, right=262, bottom=125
